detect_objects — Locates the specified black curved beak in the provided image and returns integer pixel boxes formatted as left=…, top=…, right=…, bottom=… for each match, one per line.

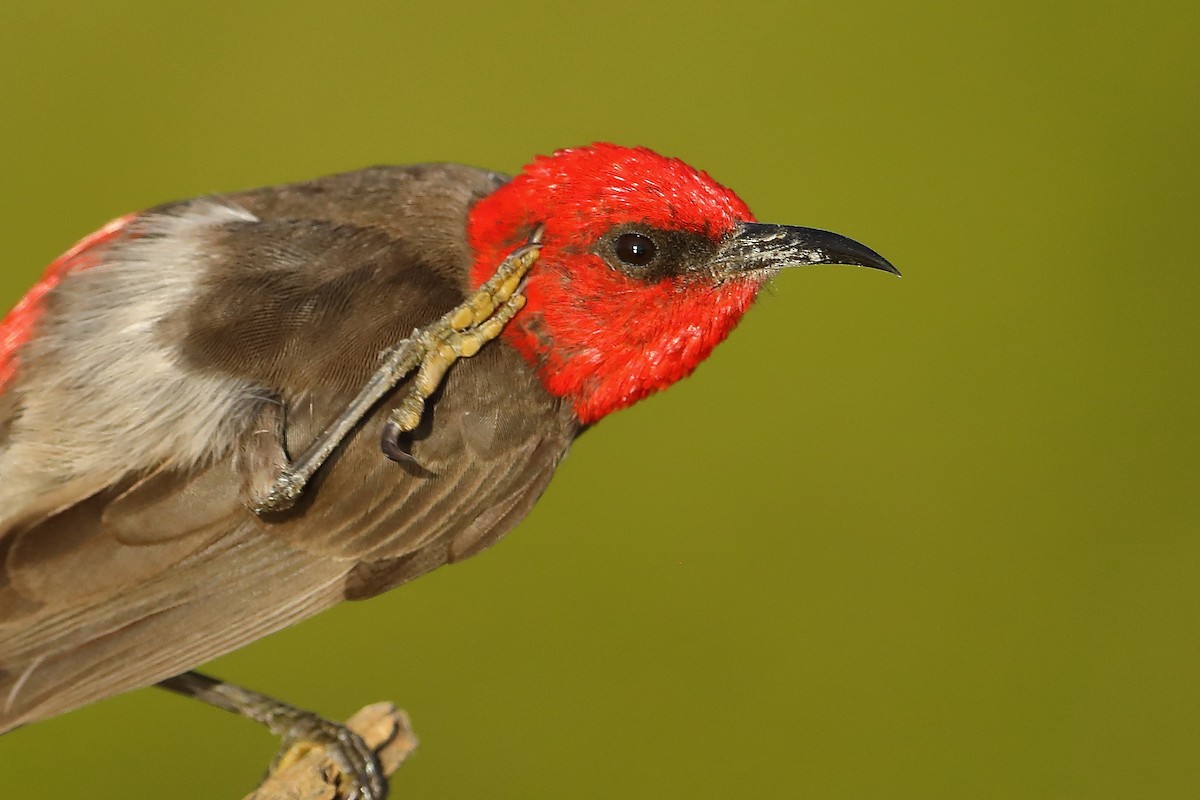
left=716, top=222, right=899, bottom=277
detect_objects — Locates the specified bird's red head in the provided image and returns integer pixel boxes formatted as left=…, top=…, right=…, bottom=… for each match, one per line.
left=467, top=143, right=898, bottom=425
left=467, top=144, right=762, bottom=424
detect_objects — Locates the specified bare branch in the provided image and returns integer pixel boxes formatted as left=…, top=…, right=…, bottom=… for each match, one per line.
left=244, top=703, right=418, bottom=800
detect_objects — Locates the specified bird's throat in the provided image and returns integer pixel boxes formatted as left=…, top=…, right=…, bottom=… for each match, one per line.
left=498, top=268, right=763, bottom=424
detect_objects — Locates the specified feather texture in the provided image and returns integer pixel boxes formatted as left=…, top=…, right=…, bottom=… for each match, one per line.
left=0, top=164, right=579, bottom=731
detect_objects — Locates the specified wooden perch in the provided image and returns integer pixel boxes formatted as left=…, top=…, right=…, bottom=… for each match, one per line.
left=243, top=703, right=418, bottom=800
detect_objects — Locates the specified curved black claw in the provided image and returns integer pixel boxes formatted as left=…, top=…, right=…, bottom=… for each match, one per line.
left=380, top=420, right=417, bottom=464
left=276, top=715, right=387, bottom=800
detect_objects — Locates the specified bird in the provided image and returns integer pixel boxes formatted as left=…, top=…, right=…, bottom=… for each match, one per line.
left=0, top=143, right=896, bottom=797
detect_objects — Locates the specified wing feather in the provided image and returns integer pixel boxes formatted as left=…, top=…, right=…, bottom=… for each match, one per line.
left=0, top=164, right=578, bottom=734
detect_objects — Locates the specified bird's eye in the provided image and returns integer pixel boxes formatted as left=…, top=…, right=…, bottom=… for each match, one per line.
left=614, top=232, right=657, bottom=267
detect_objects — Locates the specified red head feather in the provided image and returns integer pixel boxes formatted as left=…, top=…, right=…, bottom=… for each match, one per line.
left=467, top=144, right=764, bottom=423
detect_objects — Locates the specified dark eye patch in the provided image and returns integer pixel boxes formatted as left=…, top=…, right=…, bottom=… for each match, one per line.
left=597, top=224, right=722, bottom=281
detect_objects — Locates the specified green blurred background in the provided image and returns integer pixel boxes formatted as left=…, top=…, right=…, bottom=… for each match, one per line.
left=2, top=1, right=1197, bottom=797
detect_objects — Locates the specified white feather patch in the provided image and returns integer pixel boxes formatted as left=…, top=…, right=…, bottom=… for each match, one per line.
left=0, top=202, right=265, bottom=530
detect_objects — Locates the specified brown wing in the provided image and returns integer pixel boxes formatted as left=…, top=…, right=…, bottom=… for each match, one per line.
left=0, top=164, right=579, bottom=732
left=0, top=356, right=573, bottom=732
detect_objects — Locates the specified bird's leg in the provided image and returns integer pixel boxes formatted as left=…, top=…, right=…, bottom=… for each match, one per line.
left=158, top=671, right=386, bottom=800
left=377, top=262, right=531, bottom=461
left=249, top=226, right=543, bottom=514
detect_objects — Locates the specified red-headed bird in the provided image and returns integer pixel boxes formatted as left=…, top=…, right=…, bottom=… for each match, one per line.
left=0, top=143, right=895, bottom=797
